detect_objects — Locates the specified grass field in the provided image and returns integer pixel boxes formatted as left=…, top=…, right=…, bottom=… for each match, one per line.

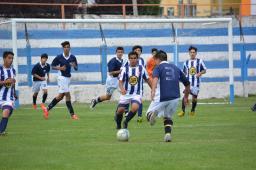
left=1, top=96, right=256, bottom=170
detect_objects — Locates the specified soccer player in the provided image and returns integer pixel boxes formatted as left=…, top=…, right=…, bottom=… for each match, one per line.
left=31, top=53, right=50, bottom=109
left=178, top=46, right=206, bottom=117
left=42, top=41, right=79, bottom=120
left=90, top=47, right=124, bottom=108
left=0, top=51, right=17, bottom=135
left=115, top=51, right=151, bottom=130
left=146, top=50, right=190, bottom=142
left=123, top=45, right=146, bottom=122
left=146, top=48, right=158, bottom=80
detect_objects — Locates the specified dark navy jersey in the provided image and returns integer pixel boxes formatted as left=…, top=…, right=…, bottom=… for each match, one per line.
left=51, top=53, right=78, bottom=77
left=107, top=57, right=123, bottom=77
left=31, top=62, right=50, bottom=81
left=153, top=61, right=190, bottom=102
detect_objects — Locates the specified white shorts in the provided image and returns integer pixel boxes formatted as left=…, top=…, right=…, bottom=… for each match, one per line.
left=106, top=76, right=118, bottom=95
left=32, top=81, right=47, bottom=93
left=190, top=86, right=200, bottom=96
left=119, top=94, right=142, bottom=105
left=0, top=100, right=14, bottom=109
left=146, top=98, right=179, bottom=118
left=57, top=76, right=71, bottom=93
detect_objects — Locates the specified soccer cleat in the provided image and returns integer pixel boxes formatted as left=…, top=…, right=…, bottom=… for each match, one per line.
left=149, top=112, right=157, bottom=126
left=0, top=131, right=7, bottom=136
left=137, top=116, right=142, bottom=123
left=189, top=111, right=195, bottom=116
left=164, top=133, right=172, bottom=142
left=40, top=103, right=45, bottom=109
left=178, top=111, right=185, bottom=117
left=42, top=106, right=49, bottom=119
left=71, top=114, right=79, bottom=120
left=32, top=104, right=37, bottom=109
left=90, top=99, right=97, bottom=109
left=251, top=104, right=256, bottom=112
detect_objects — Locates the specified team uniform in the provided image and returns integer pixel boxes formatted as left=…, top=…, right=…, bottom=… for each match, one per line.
left=118, top=64, right=148, bottom=106
left=146, top=61, right=189, bottom=118
left=51, top=53, right=78, bottom=93
left=31, top=62, right=50, bottom=93
left=0, top=66, right=16, bottom=109
left=106, top=57, right=123, bottom=95
left=183, top=58, right=206, bottom=96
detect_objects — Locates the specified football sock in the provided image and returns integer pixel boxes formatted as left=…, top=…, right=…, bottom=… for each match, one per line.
left=123, top=111, right=136, bottom=129
left=66, top=101, right=75, bottom=116
left=138, top=103, right=143, bottom=117
left=47, top=98, right=59, bottom=111
left=97, top=97, right=102, bottom=103
left=164, top=118, right=173, bottom=134
left=33, top=95, right=37, bottom=105
left=182, top=97, right=186, bottom=112
left=0, top=117, right=8, bottom=133
left=115, top=112, right=123, bottom=129
left=191, top=100, right=197, bottom=112
left=42, top=93, right=48, bottom=103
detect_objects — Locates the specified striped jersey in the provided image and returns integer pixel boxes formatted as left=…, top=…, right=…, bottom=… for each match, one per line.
left=183, top=58, right=206, bottom=88
left=119, top=64, right=149, bottom=96
left=0, top=66, right=16, bottom=101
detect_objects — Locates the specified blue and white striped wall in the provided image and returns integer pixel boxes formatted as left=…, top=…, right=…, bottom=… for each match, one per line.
left=0, top=26, right=255, bottom=104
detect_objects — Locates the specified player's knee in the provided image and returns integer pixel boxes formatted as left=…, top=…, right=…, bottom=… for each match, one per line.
left=2, top=106, right=13, bottom=118
left=106, top=95, right=112, bottom=100
left=33, top=93, right=38, bottom=97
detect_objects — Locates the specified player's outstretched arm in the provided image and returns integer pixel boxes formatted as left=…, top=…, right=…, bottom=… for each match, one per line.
left=119, top=80, right=126, bottom=95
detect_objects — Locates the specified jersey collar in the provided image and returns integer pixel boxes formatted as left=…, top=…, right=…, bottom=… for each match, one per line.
left=115, top=56, right=122, bottom=63
left=62, top=53, right=71, bottom=60
left=159, top=61, right=169, bottom=65
left=40, top=61, right=46, bottom=68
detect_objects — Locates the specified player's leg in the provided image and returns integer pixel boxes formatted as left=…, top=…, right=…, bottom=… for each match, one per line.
left=65, top=92, right=78, bottom=120
left=123, top=96, right=141, bottom=129
left=32, top=81, right=40, bottom=109
left=137, top=102, right=143, bottom=123
left=32, top=92, right=38, bottom=109
left=146, top=100, right=164, bottom=126
left=90, top=93, right=112, bottom=109
left=0, top=104, right=13, bottom=135
left=42, top=93, right=64, bottom=119
left=115, top=104, right=127, bottom=129
left=163, top=98, right=179, bottom=142
left=41, top=89, right=48, bottom=108
left=178, top=96, right=186, bottom=117
left=190, top=87, right=199, bottom=116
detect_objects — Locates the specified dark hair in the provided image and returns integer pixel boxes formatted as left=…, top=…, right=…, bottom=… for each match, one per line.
left=41, top=53, right=48, bottom=59
left=128, top=51, right=138, bottom=59
left=188, top=46, right=197, bottom=52
left=151, top=48, right=158, bottom=53
left=61, top=41, right=70, bottom=47
left=155, top=50, right=167, bottom=61
left=116, top=46, right=124, bottom=52
left=132, top=45, right=143, bottom=52
left=3, top=51, right=14, bottom=59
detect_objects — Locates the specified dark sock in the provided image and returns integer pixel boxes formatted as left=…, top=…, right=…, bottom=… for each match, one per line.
left=191, top=100, right=197, bottom=112
left=66, top=101, right=75, bottom=116
left=97, top=97, right=102, bottom=103
left=138, top=103, right=143, bottom=117
left=0, top=117, right=9, bottom=133
left=124, top=105, right=129, bottom=114
left=182, top=97, right=186, bottom=112
left=42, top=93, right=48, bottom=103
left=164, top=118, right=173, bottom=134
left=115, top=113, right=123, bottom=129
left=33, top=95, right=37, bottom=105
left=123, top=111, right=136, bottom=129
left=47, top=98, right=59, bottom=111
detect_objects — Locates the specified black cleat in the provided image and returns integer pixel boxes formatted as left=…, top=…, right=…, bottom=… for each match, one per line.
left=90, top=99, right=97, bottom=109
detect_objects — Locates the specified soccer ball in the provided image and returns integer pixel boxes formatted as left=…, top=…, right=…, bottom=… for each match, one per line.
left=116, top=129, right=130, bottom=141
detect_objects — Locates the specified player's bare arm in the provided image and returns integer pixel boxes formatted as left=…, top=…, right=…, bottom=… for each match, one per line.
left=118, top=80, right=126, bottom=95
left=150, top=77, right=158, bottom=100
left=145, top=77, right=152, bottom=89
left=196, top=69, right=206, bottom=78
left=109, top=70, right=121, bottom=76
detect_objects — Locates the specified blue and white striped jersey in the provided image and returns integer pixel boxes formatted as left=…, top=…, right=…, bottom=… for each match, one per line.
left=0, top=66, right=16, bottom=101
left=119, top=65, right=148, bottom=96
left=183, top=58, right=206, bottom=88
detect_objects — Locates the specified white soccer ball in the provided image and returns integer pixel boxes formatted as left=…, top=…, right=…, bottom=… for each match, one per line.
left=116, top=129, right=130, bottom=141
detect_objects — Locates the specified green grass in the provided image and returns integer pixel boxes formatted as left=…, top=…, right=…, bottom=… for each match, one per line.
left=1, top=97, right=256, bottom=170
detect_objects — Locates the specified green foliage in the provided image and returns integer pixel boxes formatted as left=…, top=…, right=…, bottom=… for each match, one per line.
left=1, top=96, right=256, bottom=170
left=138, top=0, right=161, bottom=16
